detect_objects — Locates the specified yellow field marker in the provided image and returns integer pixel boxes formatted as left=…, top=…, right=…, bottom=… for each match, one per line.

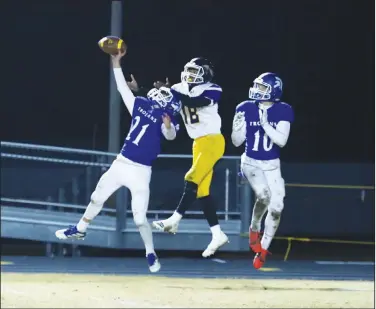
left=258, top=267, right=281, bottom=272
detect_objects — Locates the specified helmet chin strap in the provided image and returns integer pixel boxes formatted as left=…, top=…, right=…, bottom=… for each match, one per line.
left=259, top=101, right=274, bottom=109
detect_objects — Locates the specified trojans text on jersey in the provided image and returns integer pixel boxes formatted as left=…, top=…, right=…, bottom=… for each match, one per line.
left=137, top=105, right=158, bottom=123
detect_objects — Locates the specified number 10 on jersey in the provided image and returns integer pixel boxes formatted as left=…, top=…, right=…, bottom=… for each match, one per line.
left=252, top=130, right=274, bottom=151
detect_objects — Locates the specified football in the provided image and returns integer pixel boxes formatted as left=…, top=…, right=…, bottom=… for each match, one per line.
left=98, top=36, right=126, bottom=55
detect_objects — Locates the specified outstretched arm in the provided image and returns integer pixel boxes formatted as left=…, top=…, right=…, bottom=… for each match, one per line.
left=111, top=51, right=135, bottom=114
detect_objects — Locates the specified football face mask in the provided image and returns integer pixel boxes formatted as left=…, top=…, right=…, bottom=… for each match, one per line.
left=147, top=87, right=173, bottom=108
left=181, top=64, right=205, bottom=84
left=147, top=87, right=181, bottom=115
left=249, top=80, right=272, bottom=101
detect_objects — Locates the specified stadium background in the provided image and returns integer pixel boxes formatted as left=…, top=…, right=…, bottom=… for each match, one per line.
left=1, top=0, right=374, bottom=260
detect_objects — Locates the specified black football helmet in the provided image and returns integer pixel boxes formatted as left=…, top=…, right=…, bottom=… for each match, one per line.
left=181, top=57, right=214, bottom=85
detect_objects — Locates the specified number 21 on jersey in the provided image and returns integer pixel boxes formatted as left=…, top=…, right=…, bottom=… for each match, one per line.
left=252, top=130, right=273, bottom=151
left=125, top=116, right=149, bottom=146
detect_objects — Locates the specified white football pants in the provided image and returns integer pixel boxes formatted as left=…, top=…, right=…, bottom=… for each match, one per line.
left=241, top=155, right=285, bottom=213
left=241, top=155, right=286, bottom=250
left=90, top=154, right=151, bottom=227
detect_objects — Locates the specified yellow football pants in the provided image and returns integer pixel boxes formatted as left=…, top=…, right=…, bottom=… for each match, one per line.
left=184, top=134, right=225, bottom=198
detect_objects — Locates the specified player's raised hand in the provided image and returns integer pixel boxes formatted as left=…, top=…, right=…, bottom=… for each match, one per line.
left=153, top=77, right=171, bottom=89
left=162, top=113, right=172, bottom=129
left=232, top=111, right=246, bottom=132
left=111, top=50, right=127, bottom=68
left=259, top=108, right=268, bottom=126
left=127, top=74, right=139, bottom=92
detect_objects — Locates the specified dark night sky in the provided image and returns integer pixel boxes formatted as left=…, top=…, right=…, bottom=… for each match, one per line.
left=1, top=0, right=374, bottom=163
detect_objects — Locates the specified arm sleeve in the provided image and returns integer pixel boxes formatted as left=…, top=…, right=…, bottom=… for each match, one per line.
left=113, top=68, right=135, bottom=114
left=181, top=87, right=222, bottom=107
left=262, top=121, right=291, bottom=148
left=180, top=94, right=212, bottom=108
left=161, top=123, right=177, bottom=140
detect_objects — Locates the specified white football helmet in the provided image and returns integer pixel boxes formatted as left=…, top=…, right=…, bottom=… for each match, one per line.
left=147, top=87, right=181, bottom=115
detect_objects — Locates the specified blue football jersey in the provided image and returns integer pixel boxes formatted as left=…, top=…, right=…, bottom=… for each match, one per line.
left=120, top=97, right=178, bottom=166
left=236, top=101, right=294, bottom=160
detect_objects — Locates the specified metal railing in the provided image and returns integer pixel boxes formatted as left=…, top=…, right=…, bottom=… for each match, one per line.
left=1, top=141, right=242, bottom=221
left=2, top=141, right=373, bottom=241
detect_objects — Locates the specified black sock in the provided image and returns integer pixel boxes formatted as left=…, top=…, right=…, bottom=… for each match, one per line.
left=199, top=195, right=219, bottom=227
left=176, top=181, right=198, bottom=216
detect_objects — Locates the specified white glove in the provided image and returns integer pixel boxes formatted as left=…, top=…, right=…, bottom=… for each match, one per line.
left=259, top=108, right=268, bottom=126
left=232, top=111, right=246, bottom=132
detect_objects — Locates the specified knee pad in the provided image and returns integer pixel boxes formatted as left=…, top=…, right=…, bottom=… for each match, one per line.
left=257, top=187, right=271, bottom=206
left=270, top=209, right=282, bottom=220
left=184, top=181, right=198, bottom=195
left=133, top=212, right=148, bottom=227
left=131, top=189, right=149, bottom=227
left=90, top=190, right=104, bottom=205
left=268, top=195, right=284, bottom=216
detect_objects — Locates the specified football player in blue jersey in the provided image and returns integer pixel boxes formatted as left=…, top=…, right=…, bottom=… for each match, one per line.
left=55, top=50, right=181, bottom=273
left=152, top=58, right=229, bottom=258
left=231, top=73, right=294, bottom=269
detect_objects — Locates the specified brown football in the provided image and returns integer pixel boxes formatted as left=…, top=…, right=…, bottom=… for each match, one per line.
left=98, top=36, right=126, bottom=55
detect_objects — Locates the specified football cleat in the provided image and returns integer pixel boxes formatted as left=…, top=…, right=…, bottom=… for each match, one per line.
left=253, top=248, right=271, bottom=269
left=202, top=231, right=229, bottom=258
left=249, top=229, right=262, bottom=253
left=147, top=253, right=161, bottom=273
left=152, top=220, right=179, bottom=234
left=55, top=225, right=86, bottom=240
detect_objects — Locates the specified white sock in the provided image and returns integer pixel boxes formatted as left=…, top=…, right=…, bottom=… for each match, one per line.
left=76, top=202, right=103, bottom=232
left=210, top=224, right=221, bottom=238
left=250, top=199, right=268, bottom=232
left=170, top=211, right=182, bottom=223
left=76, top=219, right=89, bottom=232
left=261, top=211, right=281, bottom=250
left=138, top=222, right=155, bottom=255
